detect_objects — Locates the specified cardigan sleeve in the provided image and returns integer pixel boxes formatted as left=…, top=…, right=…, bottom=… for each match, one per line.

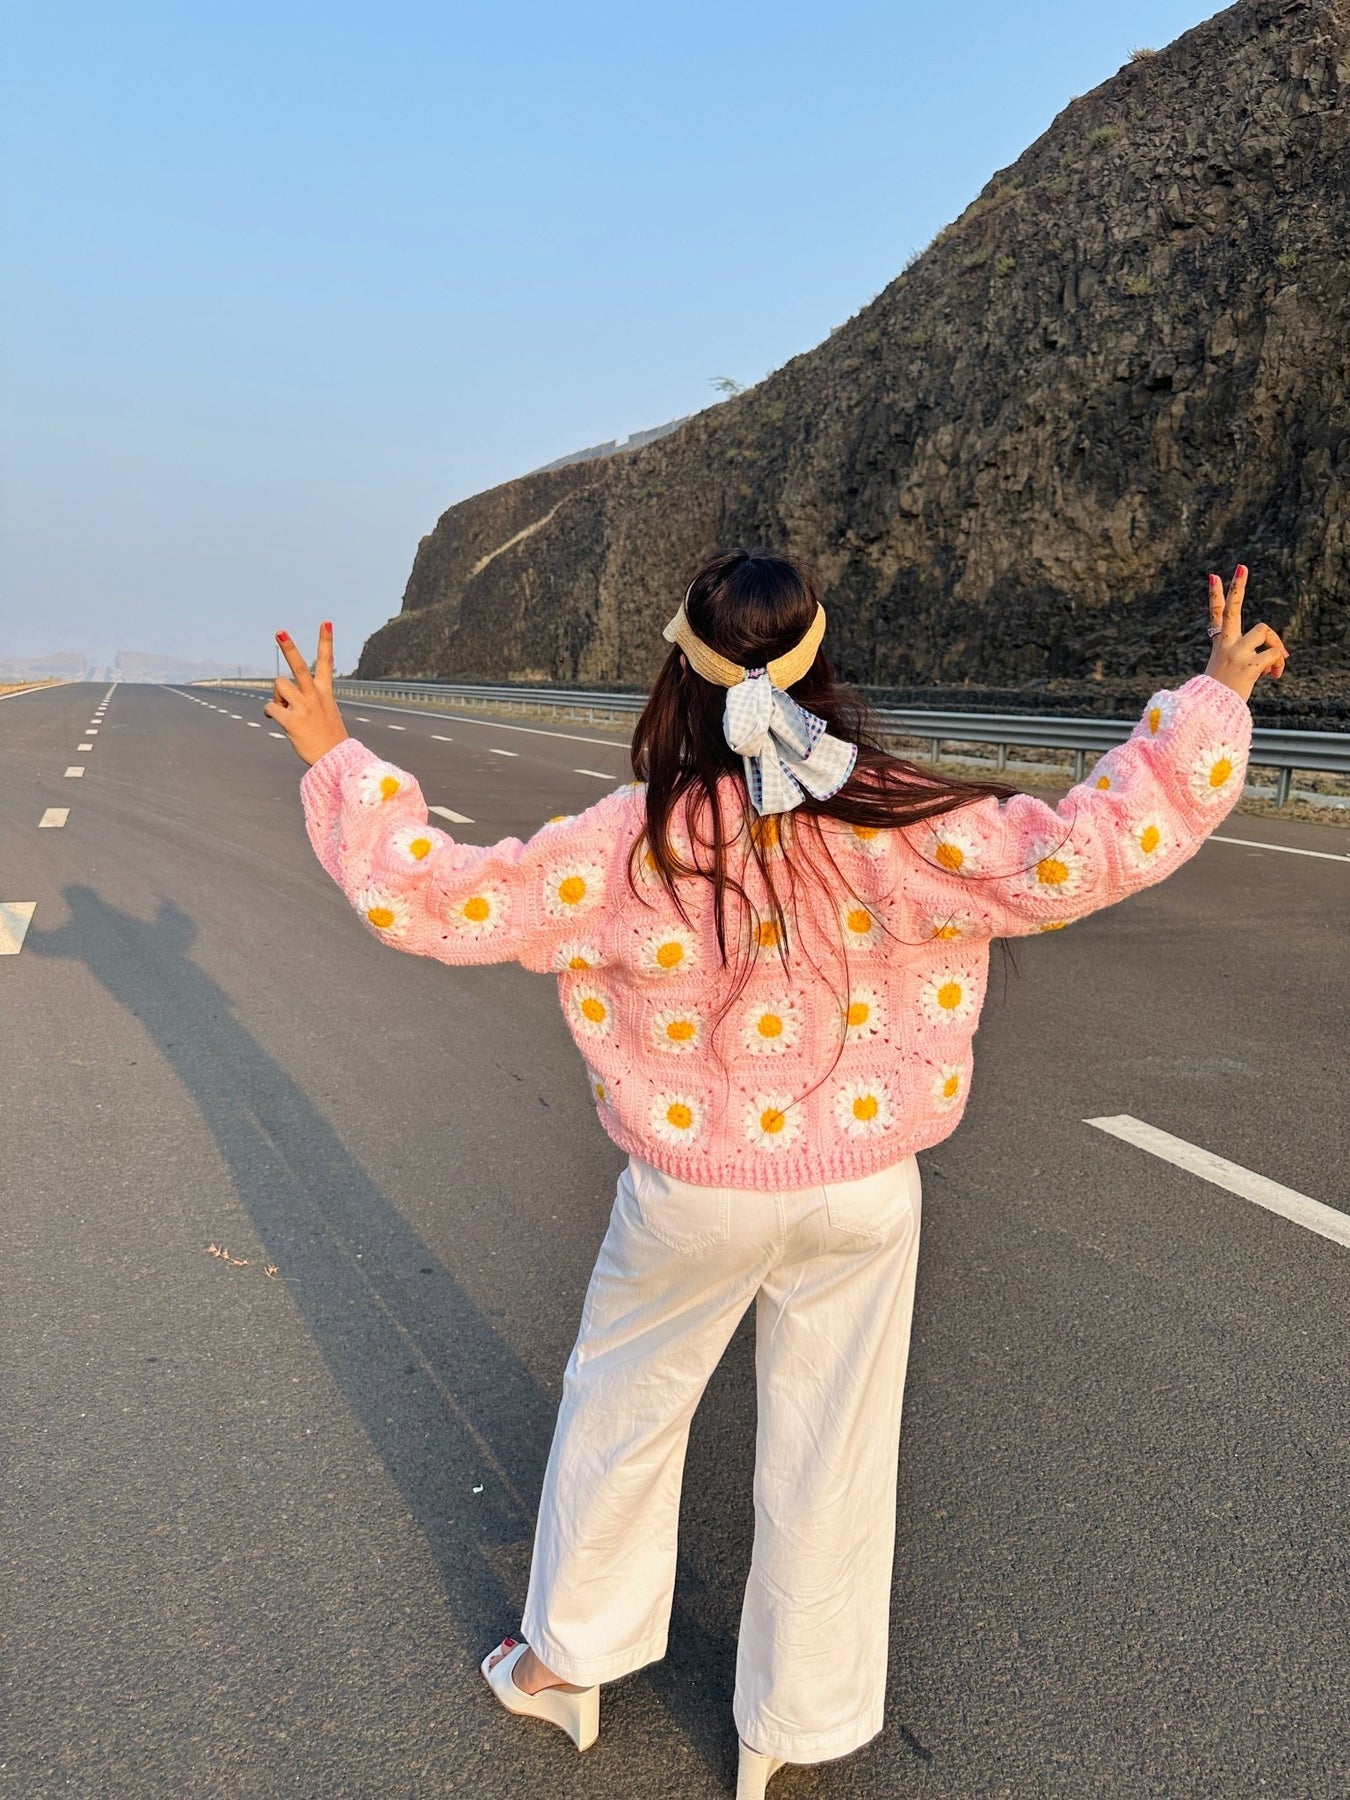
left=898, top=674, right=1254, bottom=938
left=298, top=736, right=638, bottom=973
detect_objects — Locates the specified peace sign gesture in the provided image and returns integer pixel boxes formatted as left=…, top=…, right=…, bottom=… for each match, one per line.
left=1203, top=565, right=1289, bottom=703
left=264, top=622, right=350, bottom=766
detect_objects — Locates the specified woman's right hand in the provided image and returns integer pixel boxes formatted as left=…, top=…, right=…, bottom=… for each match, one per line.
left=1203, top=565, right=1289, bottom=703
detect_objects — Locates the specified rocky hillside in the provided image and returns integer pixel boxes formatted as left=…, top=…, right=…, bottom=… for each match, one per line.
left=357, top=0, right=1349, bottom=708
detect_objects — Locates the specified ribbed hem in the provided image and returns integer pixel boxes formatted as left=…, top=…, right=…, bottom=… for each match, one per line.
left=733, top=1699, right=885, bottom=1764
left=598, top=1110, right=954, bottom=1193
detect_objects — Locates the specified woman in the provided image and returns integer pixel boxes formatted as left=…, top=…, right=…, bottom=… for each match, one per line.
left=268, top=551, right=1284, bottom=1795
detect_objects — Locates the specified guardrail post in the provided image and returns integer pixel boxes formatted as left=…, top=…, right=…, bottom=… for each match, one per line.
left=1073, top=749, right=1085, bottom=783
left=931, top=738, right=940, bottom=762
left=1275, top=767, right=1292, bottom=808
left=997, top=743, right=1007, bottom=771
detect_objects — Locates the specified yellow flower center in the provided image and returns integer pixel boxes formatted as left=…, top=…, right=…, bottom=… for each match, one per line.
left=580, top=996, right=606, bottom=1024
left=936, top=980, right=963, bottom=1011
left=1037, top=856, right=1069, bottom=886
left=1139, top=823, right=1161, bottom=855
left=846, top=907, right=872, bottom=935
left=935, top=841, right=964, bottom=872
left=852, top=1093, right=879, bottom=1121
left=366, top=904, right=395, bottom=929
left=655, top=940, right=684, bottom=969
left=1039, top=921, right=1067, bottom=932
left=462, top=895, right=490, bottom=922
left=942, top=1073, right=961, bottom=1099
left=1209, top=757, right=1232, bottom=788
left=846, top=1000, right=870, bottom=1028
left=593, top=1081, right=606, bottom=1101
left=409, top=836, right=432, bottom=860
left=753, top=816, right=781, bottom=850
left=558, top=875, right=587, bottom=906
left=852, top=825, right=879, bottom=840
left=933, top=923, right=961, bottom=939
left=568, top=953, right=591, bottom=969
left=759, top=1106, right=786, bottom=1136
left=1147, top=706, right=1162, bottom=735
left=378, top=774, right=400, bottom=800
left=667, top=1018, right=696, bottom=1042
left=757, top=1013, right=783, bottom=1039
left=666, top=1101, right=693, bottom=1131
left=757, top=920, right=781, bottom=948
left=1095, top=775, right=1111, bottom=790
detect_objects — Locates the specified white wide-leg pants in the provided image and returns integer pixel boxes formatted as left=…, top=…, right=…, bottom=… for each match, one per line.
left=519, top=1149, right=923, bottom=1764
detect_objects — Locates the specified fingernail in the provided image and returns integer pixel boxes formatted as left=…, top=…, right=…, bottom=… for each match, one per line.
left=1237, top=564, right=1247, bottom=578
left=322, top=620, right=332, bottom=632
left=276, top=630, right=288, bottom=642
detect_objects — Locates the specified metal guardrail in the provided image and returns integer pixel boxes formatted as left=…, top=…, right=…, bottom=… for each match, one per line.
left=201, top=677, right=1349, bottom=808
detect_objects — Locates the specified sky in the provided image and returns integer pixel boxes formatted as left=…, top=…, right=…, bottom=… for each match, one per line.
left=2, top=0, right=1220, bottom=672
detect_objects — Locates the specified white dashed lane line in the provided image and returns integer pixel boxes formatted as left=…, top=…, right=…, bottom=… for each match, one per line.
left=574, top=768, right=617, bottom=779
left=429, top=806, right=474, bottom=825
left=247, top=721, right=262, bottom=728
left=387, top=724, right=405, bottom=731
left=77, top=743, right=93, bottom=751
left=487, top=747, right=518, bottom=758
left=0, top=901, right=37, bottom=955
left=269, top=732, right=285, bottom=739
left=1209, top=835, right=1349, bottom=864
left=1086, top=1115, right=1349, bottom=1249
left=431, top=734, right=453, bottom=742
left=38, top=808, right=68, bottom=828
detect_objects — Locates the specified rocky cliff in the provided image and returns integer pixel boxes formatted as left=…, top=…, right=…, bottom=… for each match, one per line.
left=357, top=0, right=1349, bottom=703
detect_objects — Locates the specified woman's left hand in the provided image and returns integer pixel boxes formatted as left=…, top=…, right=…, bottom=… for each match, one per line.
left=265, top=622, right=350, bottom=766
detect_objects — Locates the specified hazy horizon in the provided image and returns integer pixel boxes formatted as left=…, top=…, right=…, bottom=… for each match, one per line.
left=4, top=0, right=1217, bottom=671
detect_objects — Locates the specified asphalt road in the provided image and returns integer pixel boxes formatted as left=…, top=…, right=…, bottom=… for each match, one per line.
left=3, top=681, right=1346, bottom=1800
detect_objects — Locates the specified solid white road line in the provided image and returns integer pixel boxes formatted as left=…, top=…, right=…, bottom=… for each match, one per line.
left=1086, top=1115, right=1350, bottom=1250
left=487, top=747, right=518, bottom=757
left=0, top=901, right=37, bottom=955
left=329, top=696, right=628, bottom=750
left=64, top=766, right=84, bottom=777
left=1209, top=834, right=1349, bottom=864
left=574, top=768, right=617, bottom=779
left=38, top=808, right=68, bottom=827
left=429, top=805, right=474, bottom=824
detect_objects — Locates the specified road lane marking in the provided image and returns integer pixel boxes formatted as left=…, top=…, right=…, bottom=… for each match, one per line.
left=488, top=747, right=518, bottom=757
left=429, top=805, right=474, bottom=824
left=430, top=734, right=453, bottom=741
left=64, top=766, right=84, bottom=777
left=0, top=901, right=37, bottom=955
left=229, top=713, right=242, bottom=719
left=574, top=768, right=617, bottom=779
left=78, top=742, right=92, bottom=750
left=38, top=808, right=68, bottom=827
left=355, top=716, right=370, bottom=722
left=269, top=731, right=285, bottom=738
left=318, top=696, right=628, bottom=749
left=1086, top=1115, right=1349, bottom=1249
left=1209, top=834, right=1349, bottom=864
left=387, top=724, right=405, bottom=730
left=247, top=721, right=262, bottom=727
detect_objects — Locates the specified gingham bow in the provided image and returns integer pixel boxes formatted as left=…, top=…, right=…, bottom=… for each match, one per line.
left=723, top=670, right=857, bottom=815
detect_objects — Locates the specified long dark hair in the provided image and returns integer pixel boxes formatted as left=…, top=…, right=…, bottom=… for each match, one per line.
left=630, top=547, right=1021, bottom=965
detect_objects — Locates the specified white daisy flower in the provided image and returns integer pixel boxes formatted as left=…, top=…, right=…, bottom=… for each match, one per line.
left=1188, top=742, right=1243, bottom=804
left=543, top=860, right=606, bottom=918
left=843, top=984, right=885, bottom=1041
left=640, top=924, right=698, bottom=976
left=650, top=1091, right=704, bottom=1145
left=834, top=1079, right=895, bottom=1138
left=552, top=940, right=603, bottom=971
left=355, top=762, right=408, bottom=807
left=538, top=812, right=577, bottom=834
left=844, top=822, right=888, bottom=858
left=922, top=909, right=976, bottom=943
left=353, top=886, right=411, bottom=938
left=1136, top=691, right=1179, bottom=741
left=652, top=1006, right=703, bottom=1054
left=750, top=913, right=791, bottom=958
left=744, top=1092, right=802, bottom=1152
left=741, top=995, right=801, bottom=1055
left=1085, top=748, right=1126, bottom=794
left=919, top=966, right=977, bottom=1026
left=388, top=822, right=441, bottom=866
left=1123, top=815, right=1169, bottom=871
left=1025, top=837, right=1086, bottom=899
left=748, top=813, right=789, bottom=858
left=569, top=983, right=614, bottom=1039
left=923, top=819, right=981, bottom=876
left=931, top=1064, right=964, bottom=1111
left=584, top=1066, right=611, bottom=1106
left=447, top=884, right=508, bottom=937
left=840, top=900, right=883, bottom=951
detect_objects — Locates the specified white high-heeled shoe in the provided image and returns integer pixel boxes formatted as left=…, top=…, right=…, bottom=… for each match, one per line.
left=480, top=1637, right=600, bottom=1752
left=737, top=1738, right=787, bottom=1798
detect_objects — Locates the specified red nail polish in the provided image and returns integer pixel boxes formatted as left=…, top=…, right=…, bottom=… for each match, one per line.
left=276, top=630, right=288, bottom=642
left=322, top=620, right=332, bottom=632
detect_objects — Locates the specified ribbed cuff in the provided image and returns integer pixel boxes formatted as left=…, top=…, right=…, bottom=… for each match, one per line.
left=299, top=735, right=377, bottom=809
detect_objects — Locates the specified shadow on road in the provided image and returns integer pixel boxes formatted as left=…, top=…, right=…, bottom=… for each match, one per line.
left=28, top=884, right=740, bottom=1786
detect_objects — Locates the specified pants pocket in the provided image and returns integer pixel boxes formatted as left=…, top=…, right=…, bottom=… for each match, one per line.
left=626, top=1154, right=731, bottom=1256
left=821, top=1155, right=920, bottom=1243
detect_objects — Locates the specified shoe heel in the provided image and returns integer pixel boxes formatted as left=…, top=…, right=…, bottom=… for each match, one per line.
left=737, top=1740, right=786, bottom=1798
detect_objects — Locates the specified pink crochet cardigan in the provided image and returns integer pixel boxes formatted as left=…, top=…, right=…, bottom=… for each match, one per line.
left=300, top=674, right=1251, bottom=1189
